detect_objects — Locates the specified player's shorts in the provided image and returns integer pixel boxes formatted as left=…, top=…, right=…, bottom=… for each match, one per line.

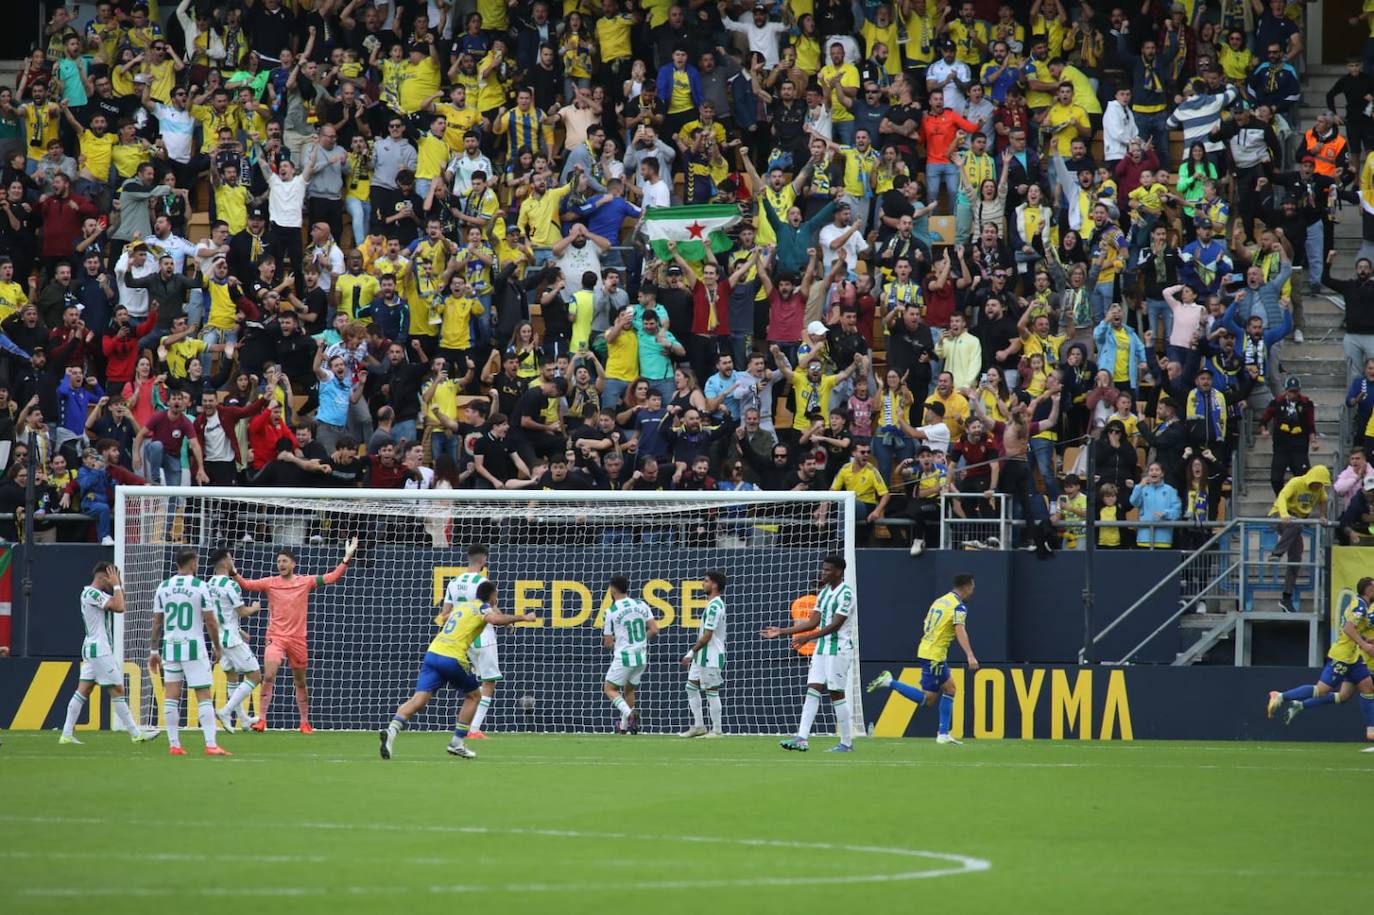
left=415, top=651, right=480, bottom=695
left=468, top=643, right=502, bottom=682
left=163, top=657, right=214, bottom=689
left=805, top=650, right=853, bottom=692
left=1320, top=658, right=1372, bottom=689
left=78, top=654, right=122, bottom=687
left=919, top=658, right=951, bottom=692
left=604, top=657, right=646, bottom=687
left=687, top=662, right=724, bottom=690
left=219, top=642, right=260, bottom=674
left=265, top=637, right=308, bottom=669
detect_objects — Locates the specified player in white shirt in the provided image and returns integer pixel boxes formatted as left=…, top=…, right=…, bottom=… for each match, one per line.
left=763, top=553, right=857, bottom=753
left=679, top=569, right=728, bottom=738
left=149, top=548, right=231, bottom=756
left=206, top=549, right=263, bottom=733
left=444, top=545, right=496, bottom=737
left=603, top=574, right=660, bottom=734
left=59, top=562, right=159, bottom=745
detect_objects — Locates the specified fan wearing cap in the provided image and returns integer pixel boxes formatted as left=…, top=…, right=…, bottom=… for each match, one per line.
left=1258, top=376, right=1316, bottom=495
left=723, top=5, right=790, bottom=69
left=1271, top=154, right=1337, bottom=296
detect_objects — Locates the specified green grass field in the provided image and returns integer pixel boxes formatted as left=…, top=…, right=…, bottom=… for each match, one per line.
left=0, top=730, right=1361, bottom=913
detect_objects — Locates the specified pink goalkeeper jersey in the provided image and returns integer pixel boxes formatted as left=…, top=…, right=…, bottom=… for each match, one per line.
left=236, top=563, right=348, bottom=642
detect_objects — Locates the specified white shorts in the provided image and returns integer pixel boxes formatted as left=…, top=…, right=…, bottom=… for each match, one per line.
left=687, top=663, right=724, bottom=690
left=605, top=658, right=646, bottom=687
left=469, top=643, right=502, bottom=682
left=79, top=654, right=122, bottom=687
left=805, top=651, right=853, bottom=692
left=163, top=657, right=214, bottom=689
left=219, top=643, right=260, bottom=674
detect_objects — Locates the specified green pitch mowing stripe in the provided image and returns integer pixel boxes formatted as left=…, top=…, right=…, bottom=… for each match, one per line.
left=0, top=733, right=1361, bottom=914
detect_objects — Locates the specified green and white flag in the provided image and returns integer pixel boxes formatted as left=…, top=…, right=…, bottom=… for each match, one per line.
left=642, top=204, right=741, bottom=261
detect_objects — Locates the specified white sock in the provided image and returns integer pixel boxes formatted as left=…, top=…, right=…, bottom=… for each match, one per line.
left=61, top=692, right=86, bottom=738
left=112, top=696, right=140, bottom=736
left=199, top=700, right=217, bottom=748
left=798, top=689, right=821, bottom=739
left=470, top=695, right=492, bottom=732
left=612, top=695, right=632, bottom=724
left=834, top=698, right=853, bottom=746
left=707, top=691, right=723, bottom=733
left=222, top=681, right=255, bottom=717
left=164, top=700, right=181, bottom=748
left=686, top=682, right=704, bottom=727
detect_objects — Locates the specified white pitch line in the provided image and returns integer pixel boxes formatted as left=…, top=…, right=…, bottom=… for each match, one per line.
left=0, top=815, right=991, bottom=898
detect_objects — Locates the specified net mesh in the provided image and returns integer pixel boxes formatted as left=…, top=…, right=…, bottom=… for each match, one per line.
left=116, top=489, right=861, bottom=736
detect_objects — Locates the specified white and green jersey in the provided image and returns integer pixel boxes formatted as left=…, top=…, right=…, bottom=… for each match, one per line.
left=604, top=597, right=654, bottom=668
left=813, top=582, right=855, bottom=656
left=153, top=574, right=213, bottom=662
left=445, top=571, right=492, bottom=647
left=695, top=596, right=727, bottom=668
left=79, top=585, right=114, bottom=659
left=208, top=574, right=246, bottom=649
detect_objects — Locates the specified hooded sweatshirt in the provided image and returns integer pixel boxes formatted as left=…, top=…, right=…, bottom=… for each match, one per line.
left=1269, top=465, right=1331, bottom=519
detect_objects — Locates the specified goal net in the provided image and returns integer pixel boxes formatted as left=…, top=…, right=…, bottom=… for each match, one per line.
left=114, top=487, right=862, bottom=736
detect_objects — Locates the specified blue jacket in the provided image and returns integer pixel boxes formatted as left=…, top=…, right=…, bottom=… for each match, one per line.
left=1092, top=319, right=1148, bottom=388
left=655, top=63, right=703, bottom=109
left=1130, top=480, right=1181, bottom=547
left=1231, top=260, right=1291, bottom=329
left=1247, top=62, right=1301, bottom=112
left=56, top=376, right=105, bottom=436
left=1179, top=238, right=1232, bottom=296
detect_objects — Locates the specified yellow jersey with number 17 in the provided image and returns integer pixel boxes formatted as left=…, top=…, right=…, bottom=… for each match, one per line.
left=428, top=600, right=490, bottom=668
left=1331, top=593, right=1373, bottom=665
left=917, top=591, right=968, bottom=663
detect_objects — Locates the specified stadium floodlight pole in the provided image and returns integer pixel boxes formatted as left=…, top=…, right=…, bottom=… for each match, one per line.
left=1080, top=438, right=1096, bottom=665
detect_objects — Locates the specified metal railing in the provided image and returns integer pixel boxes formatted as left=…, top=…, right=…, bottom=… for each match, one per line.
left=938, top=493, right=1011, bottom=550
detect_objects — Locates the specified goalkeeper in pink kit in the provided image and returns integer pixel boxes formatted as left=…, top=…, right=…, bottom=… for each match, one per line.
left=231, top=537, right=357, bottom=733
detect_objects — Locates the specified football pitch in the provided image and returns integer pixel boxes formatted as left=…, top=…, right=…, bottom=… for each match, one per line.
left=0, top=731, right=1358, bottom=914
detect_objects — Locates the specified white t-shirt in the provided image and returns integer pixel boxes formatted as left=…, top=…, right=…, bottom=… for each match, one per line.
left=154, top=103, right=196, bottom=164
left=916, top=422, right=952, bottom=453
left=267, top=172, right=306, bottom=228
left=114, top=250, right=156, bottom=317
left=307, top=242, right=346, bottom=291
left=926, top=60, right=970, bottom=113
left=556, top=244, right=603, bottom=287
left=201, top=410, right=234, bottom=462
left=818, top=223, right=869, bottom=276
left=641, top=178, right=671, bottom=209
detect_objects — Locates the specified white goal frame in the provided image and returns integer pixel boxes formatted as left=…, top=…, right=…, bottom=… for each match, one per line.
left=113, top=486, right=861, bottom=734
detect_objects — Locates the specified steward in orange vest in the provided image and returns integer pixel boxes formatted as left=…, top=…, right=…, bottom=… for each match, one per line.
left=1304, top=117, right=1350, bottom=179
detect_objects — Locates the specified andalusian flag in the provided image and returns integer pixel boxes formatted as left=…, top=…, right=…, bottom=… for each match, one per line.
left=642, top=204, right=742, bottom=261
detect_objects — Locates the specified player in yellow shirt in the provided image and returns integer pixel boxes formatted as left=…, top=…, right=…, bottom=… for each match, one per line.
left=379, top=580, right=535, bottom=759
left=1268, top=578, right=1374, bottom=737
left=1042, top=82, right=1089, bottom=156
left=866, top=573, right=978, bottom=744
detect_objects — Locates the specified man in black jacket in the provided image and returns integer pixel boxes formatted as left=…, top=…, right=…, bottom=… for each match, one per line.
left=228, top=208, right=280, bottom=287
left=1139, top=396, right=1189, bottom=488
left=1259, top=376, right=1316, bottom=495
left=1326, top=257, right=1374, bottom=378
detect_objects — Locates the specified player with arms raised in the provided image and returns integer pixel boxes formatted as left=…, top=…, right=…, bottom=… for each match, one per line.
left=380, top=580, right=536, bottom=759
left=763, top=554, right=857, bottom=753
left=445, top=544, right=498, bottom=738
left=149, top=548, right=230, bottom=756
left=206, top=549, right=263, bottom=733
left=603, top=574, right=659, bottom=734
left=680, top=570, right=727, bottom=738
left=1269, top=577, right=1374, bottom=738
left=232, top=537, right=357, bottom=733
left=59, top=562, right=158, bottom=745
left=867, top=573, right=979, bottom=744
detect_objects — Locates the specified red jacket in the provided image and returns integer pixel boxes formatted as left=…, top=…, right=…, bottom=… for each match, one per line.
left=38, top=193, right=99, bottom=257
left=248, top=409, right=298, bottom=470
left=1113, top=149, right=1160, bottom=201
left=102, top=309, right=159, bottom=385
left=195, top=397, right=269, bottom=467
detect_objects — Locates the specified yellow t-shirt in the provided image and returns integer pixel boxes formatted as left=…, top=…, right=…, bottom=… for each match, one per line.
left=79, top=130, right=117, bottom=181
left=425, top=378, right=462, bottom=427
left=162, top=336, right=208, bottom=378
left=947, top=19, right=989, bottom=68
left=1023, top=57, right=1055, bottom=109
left=792, top=34, right=821, bottom=74
left=860, top=21, right=901, bottom=75
left=595, top=12, right=633, bottom=60
left=1098, top=504, right=1121, bottom=546
left=1044, top=103, right=1088, bottom=156
left=830, top=461, right=888, bottom=504
left=21, top=102, right=60, bottom=159
left=605, top=327, right=639, bottom=381
left=926, top=391, right=970, bottom=439
left=438, top=296, right=484, bottom=350
left=477, top=0, right=509, bottom=32
left=755, top=184, right=796, bottom=246
left=111, top=140, right=150, bottom=179
left=1218, top=45, right=1254, bottom=81
left=416, top=133, right=449, bottom=181
left=335, top=272, right=380, bottom=320
left=516, top=182, right=574, bottom=247
left=203, top=277, right=241, bottom=331
left=1111, top=327, right=1130, bottom=382
left=818, top=62, right=860, bottom=122
left=790, top=372, right=839, bottom=431
left=432, top=103, right=481, bottom=155
left=144, top=60, right=175, bottom=104
left=667, top=67, right=694, bottom=114
left=1022, top=331, right=1066, bottom=369
left=191, top=103, right=245, bottom=153
left=902, top=6, right=939, bottom=66
left=399, top=57, right=442, bottom=114
left=0, top=280, right=28, bottom=322
left=475, top=53, right=509, bottom=112
left=643, top=0, right=674, bottom=27
left=214, top=183, right=249, bottom=235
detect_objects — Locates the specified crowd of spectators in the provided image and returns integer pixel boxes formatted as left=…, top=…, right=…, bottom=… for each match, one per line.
left=0, top=0, right=1361, bottom=566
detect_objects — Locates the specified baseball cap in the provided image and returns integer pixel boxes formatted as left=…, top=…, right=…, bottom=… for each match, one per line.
left=753, top=2, right=768, bottom=10
left=1194, top=365, right=1212, bottom=377
left=1285, top=376, right=1301, bottom=390
left=806, top=320, right=828, bottom=337
left=666, top=264, right=683, bottom=275
left=1194, top=216, right=1213, bottom=230
left=925, top=400, right=946, bottom=417
left=1364, top=475, right=1374, bottom=492
left=248, top=205, right=268, bottom=221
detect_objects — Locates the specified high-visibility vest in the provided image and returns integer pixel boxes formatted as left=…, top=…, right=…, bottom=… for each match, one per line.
left=1305, top=130, right=1346, bottom=178
left=791, top=594, right=818, bottom=657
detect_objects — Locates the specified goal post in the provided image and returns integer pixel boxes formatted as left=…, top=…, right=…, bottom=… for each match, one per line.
left=114, top=486, right=863, bottom=736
